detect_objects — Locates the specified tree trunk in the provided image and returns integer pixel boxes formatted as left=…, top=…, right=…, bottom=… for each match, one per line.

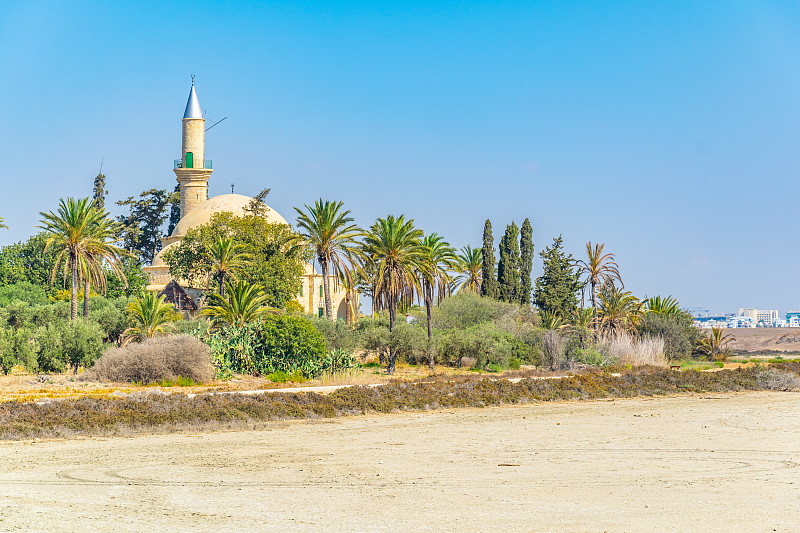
left=425, top=283, right=434, bottom=371
left=591, top=281, right=597, bottom=309
left=219, top=272, right=226, bottom=297
left=387, top=299, right=397, bottom=375
left=70, top=256, right=78, bottom=321
left=345, top=293, right=351, bottom=326
left=83, top=280, right=90, bottom=319
left=320, top=256, right=333, bottom=320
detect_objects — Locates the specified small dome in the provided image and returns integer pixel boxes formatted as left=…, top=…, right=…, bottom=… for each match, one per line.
left=171, top=194, right=289, bottom=237
left=151, top=241, right=180, bottom=267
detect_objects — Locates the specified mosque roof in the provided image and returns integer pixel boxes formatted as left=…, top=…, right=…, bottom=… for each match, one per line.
left=171, top=193, right=289, bottom=237
left=183, top=84, right=203, bottom=119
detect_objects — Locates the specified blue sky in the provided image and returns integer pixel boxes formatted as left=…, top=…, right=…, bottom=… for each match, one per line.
left=2, top=1, right=800, bottom=315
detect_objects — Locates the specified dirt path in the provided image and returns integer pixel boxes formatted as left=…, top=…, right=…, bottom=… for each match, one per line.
left=0, top=392, right=798, bottom=532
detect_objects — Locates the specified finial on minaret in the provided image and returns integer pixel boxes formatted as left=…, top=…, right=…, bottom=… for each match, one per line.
left=191, top=74, right=195, bottom=86
left=231, top=182, right=235, bottom=194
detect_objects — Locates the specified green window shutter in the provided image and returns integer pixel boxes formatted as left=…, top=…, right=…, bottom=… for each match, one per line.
left=318, top=307, right=323, bottom=317
left=186, top=152, right=194, bottom=169
left=319, top=285, right=323, bottom=298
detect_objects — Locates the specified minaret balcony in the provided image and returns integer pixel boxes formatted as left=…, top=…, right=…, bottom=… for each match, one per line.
left=174, top=159, right=212, bottom=170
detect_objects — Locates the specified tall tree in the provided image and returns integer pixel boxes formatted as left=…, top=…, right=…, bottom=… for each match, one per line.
left=116, top=188, right=176, bottom=264
left=38, top=198, right=108, bottom=320
left=418, top=233, right=459, bottom=370
left=294, top=200, right=362, bottom=320
left=80, top=210, right=128, bottom=318
left=532, top=235, right=581, bottom=318
left=164, top=212, right=304, bottom=309
left=205, top=235, right=251, bottom=297
left=519, top=218, right=533, bottom=305
left=480, top=219, right=497, bottom=299
left=596, top=285, right=641, bottom=337
left=92, top=172, right=107, bottom=210
left=575, top=242, right=622, bottom=309
left=456, top=245, right=482, bottom=295
left=167, top=184, right=181, bottom=235
left=361, top=215, right=426, bottom=374
left=497, top=222, right=520, bottom=303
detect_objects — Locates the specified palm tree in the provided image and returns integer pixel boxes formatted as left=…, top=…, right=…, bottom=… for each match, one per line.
left=456, top=245, right=482, bottom=295
left=204, top=280, right=276, bottom=328
left=0, top=217, right=7, bottom=230
left=575, top=242, right=623, bottom=309
left=596, top=285, right=642, bottom=337
left=698, top=327, right=736, bottom=361
left=205, top=235, right=251, bottom=297
left=569, top=307, right=596, bottom=346
left=120, top=292, right=180, bottom=345
left=80, top=212, right=128, bottom=319
left=39, top=198, right=108, bottom=320
left=643, top=295, right=682, bottom=318
left=418, top=234, right=459, bottom=370
left=361, top=215, right=426, bottom=374
left=541, top=310, right=567, bottom=330
left=295, top=200, right=362, bottom=320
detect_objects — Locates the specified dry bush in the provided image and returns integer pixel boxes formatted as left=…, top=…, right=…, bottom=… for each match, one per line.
left=600, top=333, right=667, bottom=367
left=756, top=368, right=800, bottom=391
left=542, top=331, right=565, bottom=371
left=6, top=366, right=800, bottom=440
left=87, top=335, right=213, bottom=384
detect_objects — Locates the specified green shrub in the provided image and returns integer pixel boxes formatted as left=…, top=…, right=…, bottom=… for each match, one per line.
left=575, top=347, right=605, bottom=367
left=323, top=349, right=359, bottom=373
left=389, top=322, right=428, bottom=365
left=433, top=293, right=538, bottom=330
left=507, top=357, right=522, bottom=370
left=208, top=315, right=326, bottom=378
left=306, top=316, right=359, bottom=351
left=437, top=322, right=512, bottom=369
left=0, top=282, right=49, bottom=306
left=88, top=335, right=213, bottom=384
left=61, top=320, right=105, bottom=373
left=638, top=313, right=701, bottom=359
left=354, top=317, right=390, bottom=359
left=268, top=370, right=289, bottom=383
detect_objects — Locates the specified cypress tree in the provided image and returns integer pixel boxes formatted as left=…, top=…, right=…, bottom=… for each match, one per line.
left=532, top=235, right=581, bottom=317
left=480, top=219, right=497, bottom=298
left=167, top=184, right=181, bottom=235
left=519, top=218, right=533, bottom=305
left=92, top=172, right=107, bottom=210
left=497, top=222, right=520, bottom=302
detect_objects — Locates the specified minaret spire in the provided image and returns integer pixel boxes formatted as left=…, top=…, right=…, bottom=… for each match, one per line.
left=174, top=79, right=212, bottom=220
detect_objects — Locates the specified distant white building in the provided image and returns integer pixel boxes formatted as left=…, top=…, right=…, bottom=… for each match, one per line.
left=738, top=308, right=779, bottom=327
left=790, top=316, right=800, bottom=328
left=728, top=315, right=756, bottom=328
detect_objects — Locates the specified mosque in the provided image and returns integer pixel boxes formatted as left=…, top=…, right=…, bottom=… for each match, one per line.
left=143, top=83, right=348, bottom=319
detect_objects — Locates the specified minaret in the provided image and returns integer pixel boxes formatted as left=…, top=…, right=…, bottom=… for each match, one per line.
left=174, top=80, right=213, bottom=219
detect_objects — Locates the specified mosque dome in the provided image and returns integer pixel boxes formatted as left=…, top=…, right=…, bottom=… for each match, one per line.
left=171, top=193, right=289, bottom=237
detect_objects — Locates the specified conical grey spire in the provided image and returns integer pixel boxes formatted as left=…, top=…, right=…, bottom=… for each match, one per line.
left=183, top=84, right=202, bottom=119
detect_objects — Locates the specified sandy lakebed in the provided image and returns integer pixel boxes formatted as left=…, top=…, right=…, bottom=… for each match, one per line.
left=0, top=391, right=797, bottom=532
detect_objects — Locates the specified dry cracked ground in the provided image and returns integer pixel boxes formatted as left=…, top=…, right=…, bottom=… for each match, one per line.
left=0, top=391, right=798, bottom=532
